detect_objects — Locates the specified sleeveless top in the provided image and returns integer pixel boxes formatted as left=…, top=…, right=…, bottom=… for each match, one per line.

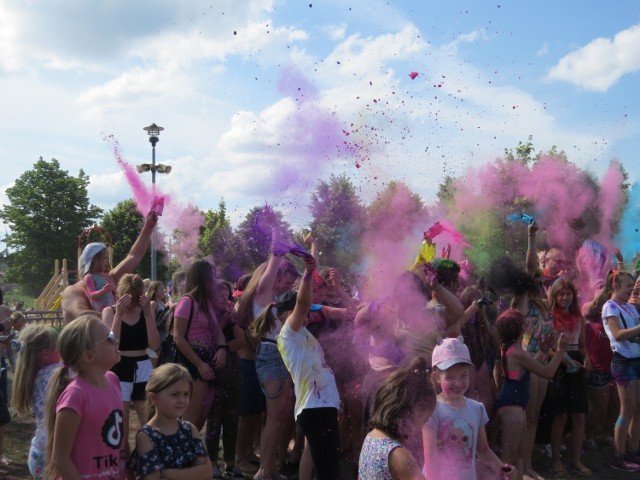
left=522, top=302, right=554, bottom=355
left=114, top=308, right=148, bottom=351
left=127, top=421, right=207, bottom=476
left=494, top=345, right=530, bottom=409
left=358, top=436, right=403, bottom=480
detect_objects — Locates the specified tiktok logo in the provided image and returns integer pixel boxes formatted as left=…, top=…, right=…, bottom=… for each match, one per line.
left=101, top=409, right=124, bottom=449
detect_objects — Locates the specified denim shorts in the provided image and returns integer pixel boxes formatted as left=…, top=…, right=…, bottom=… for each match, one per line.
left=611, top=352, right=640, bottom=386
left=255, top=340, right=287, bottom=399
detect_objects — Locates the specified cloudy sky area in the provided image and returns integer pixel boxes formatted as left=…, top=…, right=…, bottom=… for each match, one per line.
left=1, top=0, right=639, bottom=242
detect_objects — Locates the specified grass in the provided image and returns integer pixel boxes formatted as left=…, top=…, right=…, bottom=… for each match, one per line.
left=3, top=286, right=36, bottom=311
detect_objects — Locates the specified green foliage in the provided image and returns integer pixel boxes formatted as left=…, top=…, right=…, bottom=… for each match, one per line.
left=0, top=158, right=102, bottom=295
left=198, top=199, right=243, bottom=281
left=308, top=174, right=366, bottom=274
left=234, top=206, right=293, bottom=275
left=436, top=175, right=456, bottom=207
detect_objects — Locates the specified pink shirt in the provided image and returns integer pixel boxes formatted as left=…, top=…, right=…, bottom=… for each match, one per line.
left=56, top=371, right=125, bottom=480
left=175, top=295, right=218, bottom=346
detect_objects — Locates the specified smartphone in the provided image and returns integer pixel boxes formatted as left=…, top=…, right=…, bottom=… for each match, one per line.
left=151, top=196, right=165, bottom=216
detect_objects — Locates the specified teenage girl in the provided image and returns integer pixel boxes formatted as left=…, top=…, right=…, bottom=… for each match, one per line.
left=10, top=324, right=60, bottom=479
left=547, top=278, right=591, bottom=476
left=601, top=270, right=640, bottom=472
left=277, top=255, right=342, bottom=480
left=127, top=363, right=213, bottom=480
left=494, top=309, right=567, bottom=480
left=45, top=314, right=125, bottom=480
left=102, top=274, right=160, bottom=453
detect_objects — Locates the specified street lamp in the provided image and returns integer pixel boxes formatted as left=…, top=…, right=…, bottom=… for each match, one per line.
left=138, top=123, right=169, bottom=281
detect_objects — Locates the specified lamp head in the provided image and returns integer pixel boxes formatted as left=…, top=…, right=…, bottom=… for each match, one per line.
left=136, top=164, right=152, bottom=173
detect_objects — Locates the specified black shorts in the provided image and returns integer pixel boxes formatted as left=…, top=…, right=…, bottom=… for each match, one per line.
left=545, top=351, right=588, bottom=415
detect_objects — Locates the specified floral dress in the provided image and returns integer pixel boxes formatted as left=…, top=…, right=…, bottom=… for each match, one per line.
left=358, top=436, right=402, bottom=480
left=127, top=421, right=207, bottom=477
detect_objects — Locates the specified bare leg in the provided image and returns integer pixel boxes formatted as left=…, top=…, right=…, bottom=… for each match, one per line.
left=183, top=379, right=214, bottom=430
left=498, top=407, right=526, bottom=480
left=570, top=413, right=590, bottom=473
left=298, top=438, right=313, bottom=480
left=523, top=373, right=548, bottom=480
left=254, top=378, right=293, bottom=479
left=614, top=380, right=637, bottom=456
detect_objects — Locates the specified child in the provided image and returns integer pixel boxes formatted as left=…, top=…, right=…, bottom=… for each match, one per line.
left=359, top=357, right=436, bottom=480
left=423, top=337, right=515, bottom=480
left=127, top=363, right=212, bottom=480
left=81, top=242, right=117, bottom=313
left=45, top=314, right=125, bottom=480
left=10, top=324, right=60, bottom=479
left=494, top=309, right=567, bottom=480
left=601, top=270, right=640, bottom=471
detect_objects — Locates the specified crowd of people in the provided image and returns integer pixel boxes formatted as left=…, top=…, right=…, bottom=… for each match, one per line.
left=1, top=209, right=640, bottom=480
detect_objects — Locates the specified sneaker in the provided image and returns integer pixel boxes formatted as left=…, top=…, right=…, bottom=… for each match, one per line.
left=610, top=455, right=640, bottom=472
left=625, top=451, right=640, bottom=464
left=225, top=465, right=246, bottom=479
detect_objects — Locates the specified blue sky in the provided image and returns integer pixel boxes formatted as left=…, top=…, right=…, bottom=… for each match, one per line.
left=0, top=0, right=638, bottom=243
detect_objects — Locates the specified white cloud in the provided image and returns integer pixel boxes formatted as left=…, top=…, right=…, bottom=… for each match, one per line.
left=442, top=29, right=489, bottom=55
left=537, top=43, right=548, bottom=56
left=321, top=23, right=347, bottom=41
left=547, top=23, right=640, bottom=91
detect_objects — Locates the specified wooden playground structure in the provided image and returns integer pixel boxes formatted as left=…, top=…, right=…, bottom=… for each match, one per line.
left=30, top=225, right=113, bottom=325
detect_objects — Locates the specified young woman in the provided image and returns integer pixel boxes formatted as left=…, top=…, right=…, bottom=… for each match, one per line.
left=173, top=259, right=227, bottom=430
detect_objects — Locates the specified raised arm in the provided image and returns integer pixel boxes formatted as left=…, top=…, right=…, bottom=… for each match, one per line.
left=287, top=257, right=316, bottom=332
left=525, top=222, right=539, bottom=276
left=110, top=212, right=158, bottom=283
left=255, top=228, right=282, bottom=306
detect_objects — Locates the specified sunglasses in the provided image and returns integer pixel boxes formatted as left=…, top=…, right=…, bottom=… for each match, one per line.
left=96, top=331, right=119, bottom=348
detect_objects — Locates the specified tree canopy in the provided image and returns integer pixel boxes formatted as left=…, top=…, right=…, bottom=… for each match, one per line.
left=0, top=158, right=102, bottom=294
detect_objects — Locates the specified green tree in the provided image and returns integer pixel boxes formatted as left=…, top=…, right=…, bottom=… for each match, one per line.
left=235, top=206, right=293, bottom=273
left=307, top=174, right=365, bottom=274
left=199, top=199, right=242, bottom=281
left=0, top=158, right=102, bottom=294
left=100, top=199, right=167, bottom=280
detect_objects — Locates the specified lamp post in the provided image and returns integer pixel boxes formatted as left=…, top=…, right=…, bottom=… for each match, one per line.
left=138, top=123, right=170, bottom=281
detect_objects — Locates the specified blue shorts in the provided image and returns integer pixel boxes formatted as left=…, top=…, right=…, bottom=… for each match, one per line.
left=611, top=352, right=640, bottom=387
left=255, top=340, right=288, bottom=399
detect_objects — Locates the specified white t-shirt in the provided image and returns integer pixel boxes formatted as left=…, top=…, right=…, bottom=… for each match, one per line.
left=602, top=300, right=640, bottom=359
left=277, top=322, right=340, bottom=419
left=424, top=397, right=488, bottom=480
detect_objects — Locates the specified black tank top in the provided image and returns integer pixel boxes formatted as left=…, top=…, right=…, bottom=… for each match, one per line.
left=113, top=307, right=148, bottom=351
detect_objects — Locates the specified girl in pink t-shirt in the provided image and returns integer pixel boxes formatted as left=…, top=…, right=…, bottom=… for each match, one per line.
left=45, top=314, right=125, bottom=480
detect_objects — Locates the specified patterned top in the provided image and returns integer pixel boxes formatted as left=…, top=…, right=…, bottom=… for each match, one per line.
left=522, top=302, right=554, bottom=356
left=127, top=421, right=207, bottom=476
left=32, top=363, right=62, bottom=453
left=358, top=436, right=403, bottom=480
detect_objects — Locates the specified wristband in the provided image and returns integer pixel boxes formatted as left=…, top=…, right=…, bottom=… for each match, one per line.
left=217, top=345, right=229, bottom=352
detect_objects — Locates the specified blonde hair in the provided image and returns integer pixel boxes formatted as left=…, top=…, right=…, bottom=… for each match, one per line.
left=146, top=281, right=165, bottom=301
left=44, top=314, right=103, bottom=478
left=11, top=324, right=58, bottom=415
left=10, top=311, right=26, bottom=325
left=146, top=363, right=193, bottom=420
left=116, top=274, right=144, bottom=304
